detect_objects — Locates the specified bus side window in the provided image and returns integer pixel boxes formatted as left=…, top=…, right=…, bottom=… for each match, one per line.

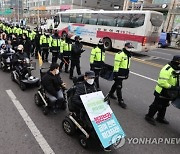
left=82, top=18, right=89, bottom=24
left=89, top=18, right=97, bottom=25
left=97, top=19, right=103, bottom=25
left=98, top=13, right=117, bottom=27
left=76, top=14, right=83, bottom=23
left=70, top=17, right=76, bottom=23
left=61, top=14, right=70, bottom=23
left=117, top=14, right=145, bottom=28
left=88, top=13, right=98, bottom=25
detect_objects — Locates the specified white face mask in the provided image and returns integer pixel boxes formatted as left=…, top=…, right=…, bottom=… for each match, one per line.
left=87, top=79, right=94, bottom=85
left=55, top=69, right=59, bottom=75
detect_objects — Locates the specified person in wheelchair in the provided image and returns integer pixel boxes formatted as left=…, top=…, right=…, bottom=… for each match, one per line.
left=69, top=71, right=111, bottom=151
left=0, top=43, right=15, bottom=70
left=12, top=44, right=28, bottom=77
left=71, top=71, right=97, bottom=124
left=41, top=63, right=66, bottom=113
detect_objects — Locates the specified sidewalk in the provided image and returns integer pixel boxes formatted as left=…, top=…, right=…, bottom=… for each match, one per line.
left=168, top=41, right=180, bottom=50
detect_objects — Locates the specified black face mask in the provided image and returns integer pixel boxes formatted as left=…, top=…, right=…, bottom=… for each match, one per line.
left=17, top=50, right=23, bottom=53
left=98, top=44, right=104, bottom=49
left=123, top=48, right=131, bottom=57
left=169, top=61, right=180, bottom=70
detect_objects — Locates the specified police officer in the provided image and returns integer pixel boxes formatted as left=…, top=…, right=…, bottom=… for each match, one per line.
left=20, top=33, right=31, bottom=58
left=108, top=42, right=133, bottom=109
left=34, top=29, right=41, bottom=59
left=29, top=29, right=37, bottom=57
left=59, top=35, right=72, bottom=73
left=145, top=56, right=180, bottom=126
left=69, top=36, right=85, bottom=79
left=90, top=39, right=105, bottom=89
left=40, top=32, right=51, bottom=62
left=50, top=30, right=61, bottom=63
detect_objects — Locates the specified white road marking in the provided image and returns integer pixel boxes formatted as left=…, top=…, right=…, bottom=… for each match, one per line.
left=130, top=71, right=157, bottom=83
left=6, top=90, right=55, bottom=154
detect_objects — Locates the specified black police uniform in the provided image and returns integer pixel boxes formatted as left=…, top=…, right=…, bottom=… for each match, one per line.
left=69, top=40, right=84, bottom=79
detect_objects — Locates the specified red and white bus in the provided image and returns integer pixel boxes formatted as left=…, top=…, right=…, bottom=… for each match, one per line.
left=54, top=9, right=163, bottom=52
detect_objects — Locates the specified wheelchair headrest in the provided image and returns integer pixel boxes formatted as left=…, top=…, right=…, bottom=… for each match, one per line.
left=40, top=67, right=49, bottom=79
left=73, top=74, right=84, bottom=84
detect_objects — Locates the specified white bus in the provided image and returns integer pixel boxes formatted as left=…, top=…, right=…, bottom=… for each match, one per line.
left=54, top=9, right=163, bottom=52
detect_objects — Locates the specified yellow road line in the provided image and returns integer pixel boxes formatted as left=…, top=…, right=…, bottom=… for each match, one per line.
left=132, top=58, right=163, bottom=68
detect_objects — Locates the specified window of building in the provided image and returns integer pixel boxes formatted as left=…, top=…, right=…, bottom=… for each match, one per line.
left=51, top=0, right=61, bottom=5
left=152, top=0, right=171, bottom=4
left=61, top=0, right=72, bottom=5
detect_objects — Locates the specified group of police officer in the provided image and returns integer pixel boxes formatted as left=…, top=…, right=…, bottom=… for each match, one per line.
left=1, top=21, right=180, bottom=127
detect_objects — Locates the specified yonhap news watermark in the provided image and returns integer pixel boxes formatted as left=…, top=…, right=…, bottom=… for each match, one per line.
left=113, top=137, right=180, bottom=149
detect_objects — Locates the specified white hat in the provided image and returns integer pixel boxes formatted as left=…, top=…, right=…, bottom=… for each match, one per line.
left=17, top=44, right=24, bottom=50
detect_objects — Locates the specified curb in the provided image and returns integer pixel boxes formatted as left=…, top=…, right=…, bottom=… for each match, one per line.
left=167, top=46, right=180, bottom=50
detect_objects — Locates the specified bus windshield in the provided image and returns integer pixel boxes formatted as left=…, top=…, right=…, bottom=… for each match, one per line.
left=150, top=13, right=163, bottom=27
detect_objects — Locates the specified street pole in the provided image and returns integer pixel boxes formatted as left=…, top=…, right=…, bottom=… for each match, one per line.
left=17, top=0, right=20, bottom=22
left=163, top=0, right=176, bottom=32
left=132, top=2, right=135, bottom=10
left=37, top=0, right=40, bottom=25
left=140, top=0, right=144, bottom=10
left=81, top=0, right=82, bottom=8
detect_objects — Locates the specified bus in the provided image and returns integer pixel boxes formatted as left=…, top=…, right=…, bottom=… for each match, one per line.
left=54, top=9, right=163, bottom=52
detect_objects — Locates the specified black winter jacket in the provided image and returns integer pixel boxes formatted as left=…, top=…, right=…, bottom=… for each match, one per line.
left=13, top=52, right=28, bottom=65
left=72, top=81, right=97, bottom=108
left=42, top=71, right=63, bottom=97
left=71, top=42, right=84, bottom=60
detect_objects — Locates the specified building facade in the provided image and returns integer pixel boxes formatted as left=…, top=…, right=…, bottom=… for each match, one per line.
left=25, top=0, right=125, bottom=23
left=0, top=0, right=23, bottom=22
left=125, top=0, right=180, bottom=32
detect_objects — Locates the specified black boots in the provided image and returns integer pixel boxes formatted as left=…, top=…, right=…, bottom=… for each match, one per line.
left=119, top=99, right=127, bottom=109
left=145, top=115, right=169, bottom=125
left=156, top=118, right=169, bottom=124
left=109, top=93, right=117, bottom=100
left=145, top=115, right=156, bottom=126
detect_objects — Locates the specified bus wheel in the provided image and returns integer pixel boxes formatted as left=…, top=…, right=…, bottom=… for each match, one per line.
left=158, top=43, right=162, bottom=48
left=103, top=38, right=112, bottom=50
left=62, top=31, right=67, bottom=39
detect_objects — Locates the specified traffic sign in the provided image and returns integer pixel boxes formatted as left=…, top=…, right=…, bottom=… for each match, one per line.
left=0, top=9, right=13, bottom=15
left=130, top=0, right=138, bottom=2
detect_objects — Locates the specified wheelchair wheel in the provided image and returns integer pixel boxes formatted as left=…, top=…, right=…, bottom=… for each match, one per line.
left=36, top=80, right=41, bottom=87
left=20, top=81, right=26, bottom=91
left=61, top=101, right=67, bottom=110
left=62, top=117, right=75, bottom=136
left=42, top=106, right=49, bottom=115
left=79, top=135, right=88, bottom=149
left=34, top=93, right=43, bottom=107
left=2, top=66, right=6, bottom=72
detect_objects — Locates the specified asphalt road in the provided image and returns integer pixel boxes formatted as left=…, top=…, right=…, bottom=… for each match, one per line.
left=0, top=47, right=179, bottom=154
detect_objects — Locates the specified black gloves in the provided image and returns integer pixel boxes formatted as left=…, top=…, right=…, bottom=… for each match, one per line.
left=90, top=64, right=94, bottom=70
left=170, top=86, right=180, bottom=91
left=113, top=72, right=118, bottom=80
